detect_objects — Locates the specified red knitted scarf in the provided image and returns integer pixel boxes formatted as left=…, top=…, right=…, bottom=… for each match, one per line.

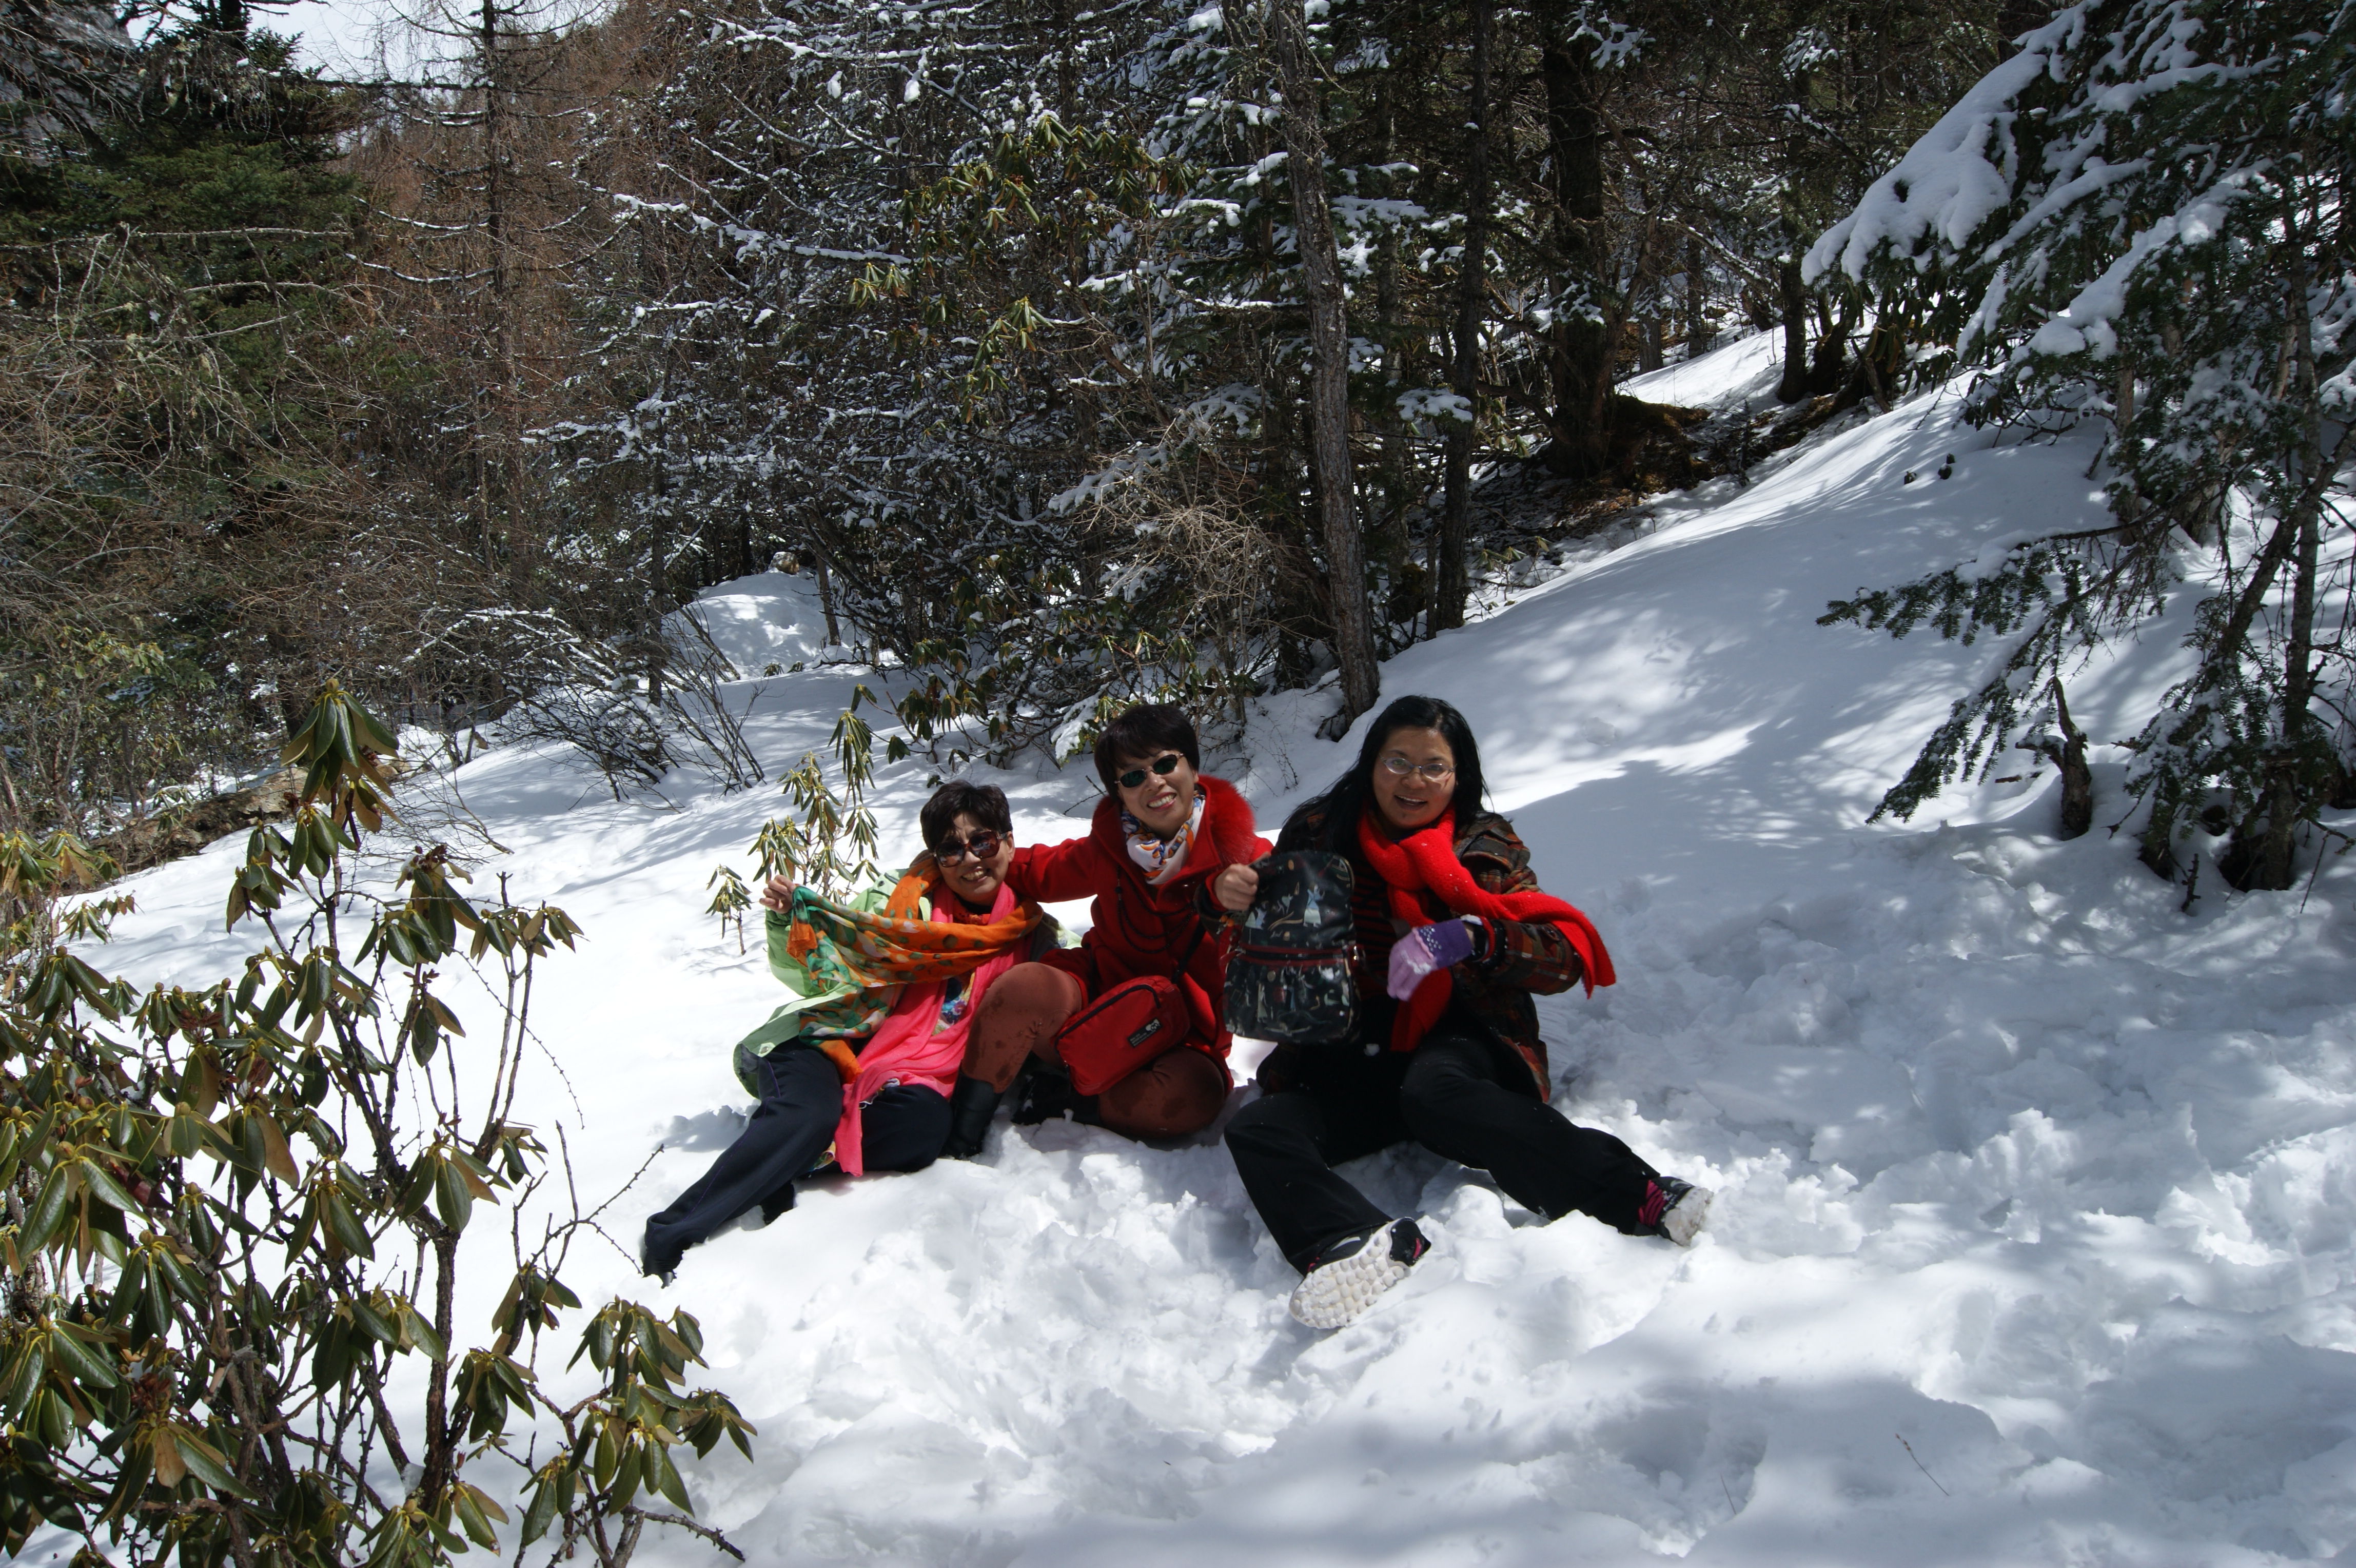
left=1355, top=808, right=1616, bottom=1053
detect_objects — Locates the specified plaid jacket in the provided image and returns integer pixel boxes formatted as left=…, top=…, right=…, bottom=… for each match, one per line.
left=1271, top=805, right=1583, bottom=1100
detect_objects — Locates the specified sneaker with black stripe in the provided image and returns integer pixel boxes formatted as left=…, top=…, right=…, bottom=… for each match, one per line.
left=1287, top=1217, right=1429, bottom=1329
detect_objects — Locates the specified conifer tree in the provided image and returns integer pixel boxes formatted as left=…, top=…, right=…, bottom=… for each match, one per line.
left=1812, top=0, right=2356, bottom=889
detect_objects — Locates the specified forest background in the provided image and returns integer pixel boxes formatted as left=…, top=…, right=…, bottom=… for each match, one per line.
left=1, top=0, right=2036, bottom=842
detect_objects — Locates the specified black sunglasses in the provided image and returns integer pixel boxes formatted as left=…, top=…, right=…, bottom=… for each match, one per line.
left=1115, top=753, right=1185, bottom=791
left=934, top=830, right=1003, bottom=866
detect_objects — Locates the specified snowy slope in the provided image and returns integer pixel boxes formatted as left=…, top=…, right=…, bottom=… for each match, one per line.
left=93, top=337, right=2356, bottom=1567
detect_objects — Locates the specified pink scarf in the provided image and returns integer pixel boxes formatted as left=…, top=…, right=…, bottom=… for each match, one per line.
left=834, top=879, right=1027, bottom=1175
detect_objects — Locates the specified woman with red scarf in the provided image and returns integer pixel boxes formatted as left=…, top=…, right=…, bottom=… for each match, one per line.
left=1225, top=695, right=1713, bottom=1328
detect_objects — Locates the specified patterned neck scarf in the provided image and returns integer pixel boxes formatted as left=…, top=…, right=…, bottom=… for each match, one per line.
left=779, top=857, right=1044, bottom=1032
left=1123, top=786, right=1206, bottom=885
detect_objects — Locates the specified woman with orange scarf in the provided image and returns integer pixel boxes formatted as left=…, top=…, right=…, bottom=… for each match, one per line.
left=639, top=781, right=1053, bottom=1281
left=1225, top=696, right=1713, bottom=1328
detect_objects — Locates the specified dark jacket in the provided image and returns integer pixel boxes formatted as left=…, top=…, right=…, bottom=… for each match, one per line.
left=1004, top=774, right=1272, bottom=1060
left=1271, top=802, right=1583, bottom=1099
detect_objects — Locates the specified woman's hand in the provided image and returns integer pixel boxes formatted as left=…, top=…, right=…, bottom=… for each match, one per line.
left=758, top=875, right=795, bottom=914
left=1386, top=918, right=1475, bottom=999
left=1211, top=863, right=1259, bottom=913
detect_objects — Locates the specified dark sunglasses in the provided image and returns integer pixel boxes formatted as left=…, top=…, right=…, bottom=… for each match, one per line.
left=934, top=830, right=1003, bottom=867
left=1115, top=753, right=1185, bottom=791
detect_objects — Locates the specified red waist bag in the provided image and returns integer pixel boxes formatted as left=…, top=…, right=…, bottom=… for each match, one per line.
left=1056, top=976, right=1192, bottom=1096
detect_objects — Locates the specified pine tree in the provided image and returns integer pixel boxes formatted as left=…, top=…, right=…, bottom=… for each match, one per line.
left=1811, top=0, right=2356, bottom=889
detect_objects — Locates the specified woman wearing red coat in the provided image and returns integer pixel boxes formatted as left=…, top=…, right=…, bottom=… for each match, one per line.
left=943, top=704, right=1268, bottom=1152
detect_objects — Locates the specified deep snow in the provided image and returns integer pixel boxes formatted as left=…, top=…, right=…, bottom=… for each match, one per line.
left=89, top=334, right=2356, bottom=1566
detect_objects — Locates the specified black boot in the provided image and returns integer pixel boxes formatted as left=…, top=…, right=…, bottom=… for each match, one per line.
left=639, top=1224, right=681, bottom=1286
left=1009, top=1065, right=1101, bottom=1127
left=941, top=1074, right=1003, bottom=1159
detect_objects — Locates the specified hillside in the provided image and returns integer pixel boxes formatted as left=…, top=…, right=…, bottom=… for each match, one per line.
left=89, top=336, right=2356, bottom=1567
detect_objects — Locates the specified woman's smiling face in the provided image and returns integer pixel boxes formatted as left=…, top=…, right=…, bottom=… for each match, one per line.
left=1116, top=749, right=1199, bottom=837
left=937, top=812, right=1014, bottom=909
left=1371, top=726, right=1456, bottom=833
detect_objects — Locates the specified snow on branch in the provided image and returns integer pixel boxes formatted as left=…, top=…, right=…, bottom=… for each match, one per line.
left=1801, top=15, right=2076, bottom=286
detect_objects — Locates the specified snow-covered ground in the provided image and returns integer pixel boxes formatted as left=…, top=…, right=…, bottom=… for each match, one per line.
left=94, top=334, right=2356, bottom=1565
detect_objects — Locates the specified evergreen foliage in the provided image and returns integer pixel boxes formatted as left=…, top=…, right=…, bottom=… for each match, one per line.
left=554, top=0, right=2007, bottom=766
left=0, top=684, right=751, bottom=1565
left=1811, top=0, right=2356, bottom=888
left=1, top=0, right=2011, bottom=829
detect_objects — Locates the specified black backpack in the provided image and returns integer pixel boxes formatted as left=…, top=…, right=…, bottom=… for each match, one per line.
left=1224, top=850, right=1358, bottom=1044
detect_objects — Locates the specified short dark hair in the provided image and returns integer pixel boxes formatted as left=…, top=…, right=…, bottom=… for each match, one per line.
left=920, top=779, right=1012, bottom=851
left=1093, top=702, right=1201, bottom=796
left=1286, top=694, right=1486, bottom=849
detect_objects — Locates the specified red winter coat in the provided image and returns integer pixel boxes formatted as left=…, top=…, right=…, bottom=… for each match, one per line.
left=1004, top=775, right=1271, bottom=1066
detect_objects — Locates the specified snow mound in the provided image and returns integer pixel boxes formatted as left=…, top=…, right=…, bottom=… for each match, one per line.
left=1619, top=327, right=1788, bottom=416
left=94, top=335, right=2356, bottom=1565
left=678, top=571, right=843, bottom=674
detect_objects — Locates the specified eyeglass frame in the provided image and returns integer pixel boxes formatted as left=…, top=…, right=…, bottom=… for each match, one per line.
left=1114, top=752, right=1186, bottom=792
left=1379, top=752, right=1457, bottom=783
left=933, top=830, right=1004, bottom=866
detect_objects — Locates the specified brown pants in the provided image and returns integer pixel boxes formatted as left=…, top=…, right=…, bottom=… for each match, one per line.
left=964, top=962, right=1227, bottom=1139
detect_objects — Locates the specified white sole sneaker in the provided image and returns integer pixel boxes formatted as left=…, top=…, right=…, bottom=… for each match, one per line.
left=1661, top=1185, right=1714, bottom=1247
left=1288, top=1218, right=1426, bottom=1329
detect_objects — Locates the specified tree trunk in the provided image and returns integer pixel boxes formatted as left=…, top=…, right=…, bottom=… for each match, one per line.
left=2234, top=251, right=2334, bottom=891
left=2052, top=681, right=2092, bottom=839
left=1372, top=71, right=1415, bottom=631
left=1271, top=0, right=1379, bottom=722
left=1775, top=249, right=1812, bottom=404
left=1435, top=0, right=1492, bottom=634
left=815, top=552, right=840, bottom=647
left=645, top=405, right=671, bottom=706
left=479, top=0, right=531, bottom=604
left=1540, top=16, right=1613, bottom=477
left=1684, top=233, right=1711, bottom=357
left=2256, top=496, right=2321, bottom=888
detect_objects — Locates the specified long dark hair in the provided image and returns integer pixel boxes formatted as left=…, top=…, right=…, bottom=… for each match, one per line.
left=1286, top=694, right=1486, bottom=850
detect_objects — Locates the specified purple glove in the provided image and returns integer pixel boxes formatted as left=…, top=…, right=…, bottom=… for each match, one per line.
left=1387, top=918, right=1476, bottom=1000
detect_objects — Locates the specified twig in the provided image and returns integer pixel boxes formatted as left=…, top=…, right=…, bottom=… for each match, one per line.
left=1721, top=1473, right=1736, bottom=1515
left=626, top=1508, right=747, bottom=1562
left=1897, top=1434, right=1950, bottom=1496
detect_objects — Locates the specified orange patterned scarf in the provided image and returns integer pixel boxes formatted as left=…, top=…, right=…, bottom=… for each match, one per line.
left=784, top=855, right=1043, bottom=985
left=779, top=856, right=1044, bottom=1081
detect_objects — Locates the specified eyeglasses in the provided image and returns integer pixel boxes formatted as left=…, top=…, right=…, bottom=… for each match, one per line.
left=1380, top=753, right=1456, bottom=783
left=935, top=830, right=1003, bottom=866
left=1115, top=753, right=1185, bottom=791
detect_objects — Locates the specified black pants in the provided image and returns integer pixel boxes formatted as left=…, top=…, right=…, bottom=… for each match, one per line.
left=641, top=1045, right=949, bottom=1273
left=1225, top=1025, right=1660, bottom=1270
